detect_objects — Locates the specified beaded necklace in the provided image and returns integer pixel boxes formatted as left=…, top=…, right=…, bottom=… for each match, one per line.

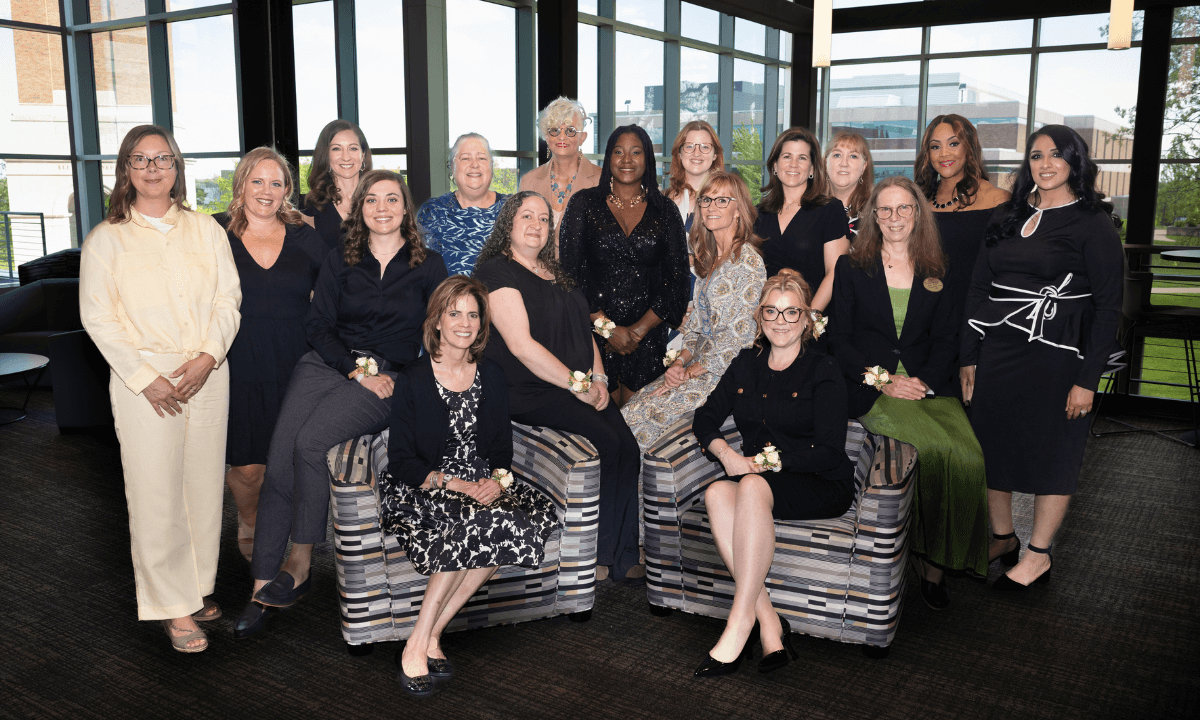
left=549, top=153, right=581, bottom=207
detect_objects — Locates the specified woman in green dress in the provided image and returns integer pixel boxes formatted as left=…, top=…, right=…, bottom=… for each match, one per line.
left=828, top=175, right=988, bottom=610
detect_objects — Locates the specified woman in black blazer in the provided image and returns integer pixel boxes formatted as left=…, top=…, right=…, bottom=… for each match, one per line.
left=829, top=175, right=988, bottom=611
left=378, top=276, right=556, bottom=697
left=691, top=269, right=854, bottom=678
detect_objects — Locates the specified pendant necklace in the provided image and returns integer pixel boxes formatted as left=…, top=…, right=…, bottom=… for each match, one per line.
left=550, top=153, right=581, bottom=207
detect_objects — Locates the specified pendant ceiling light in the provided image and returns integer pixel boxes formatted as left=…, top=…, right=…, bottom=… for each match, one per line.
left=813, top=0, right=832, bottom=68
left=1108, top=0, right=1134, bottom=50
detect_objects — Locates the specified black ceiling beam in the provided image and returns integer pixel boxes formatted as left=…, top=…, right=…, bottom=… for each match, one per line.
left=835, top=0, right=1191, bottom=33
left=684, top=0, right=810, bottom=33
left=1124, top=6, right=1174, bottom=242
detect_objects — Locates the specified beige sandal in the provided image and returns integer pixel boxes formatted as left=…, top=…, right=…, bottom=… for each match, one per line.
left=162, top=620, right=208, bottom=653
left=238, top=517, right=255, bottom=563
left=192, top=597, right=222, bottom=622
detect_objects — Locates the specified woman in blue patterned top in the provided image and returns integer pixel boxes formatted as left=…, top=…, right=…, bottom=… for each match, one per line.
left=417, top=133, right=507, bottom=276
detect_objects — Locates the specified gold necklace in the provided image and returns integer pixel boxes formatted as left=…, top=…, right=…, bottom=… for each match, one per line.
left=608, top=179, right=645, bottom=209
left=370, top=242, right=402, bottom=256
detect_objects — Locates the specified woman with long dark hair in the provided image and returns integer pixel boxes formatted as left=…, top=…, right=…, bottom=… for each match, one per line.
left=300, top=119, right=373, bottom=249
left=914, top=115, right=1010, bottom=352
left=962, top=125, right=1123, bottom=590
left=830, top=176, right=988, bottom=610
left=559, top=125, right=691, bottom=406
left=755, top=127, right=849, bottom=312
left=235, top=170, right=447, bottom=637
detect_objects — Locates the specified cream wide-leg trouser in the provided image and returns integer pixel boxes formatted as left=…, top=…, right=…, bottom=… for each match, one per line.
left=109, top=351, right=229, bottom=621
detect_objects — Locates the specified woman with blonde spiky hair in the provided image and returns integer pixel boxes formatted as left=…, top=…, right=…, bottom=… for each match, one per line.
left=518, top=96, right=602, bottom=236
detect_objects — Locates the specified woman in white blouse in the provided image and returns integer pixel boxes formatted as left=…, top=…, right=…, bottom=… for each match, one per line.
left=80, top=125, right=241, bottom=654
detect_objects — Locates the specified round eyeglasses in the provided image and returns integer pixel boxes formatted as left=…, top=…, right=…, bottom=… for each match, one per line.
left=546, top=126, right=579, bottom=138
left=760, top=306, right=803, bottom=323
left=128, top=154, right=177, bottom=170
left=874, top=204, right=915, bottom=219
left=682, top=143, right=713, bottom=154
left=698, top=196, right=734, bottom=208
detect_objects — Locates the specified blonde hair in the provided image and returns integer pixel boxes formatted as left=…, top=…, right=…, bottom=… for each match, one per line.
left=537, top=97, right=589, bottom=139
left=226, top=147, right=305, bottom=237
left=754, top=268, right=817, bottom=352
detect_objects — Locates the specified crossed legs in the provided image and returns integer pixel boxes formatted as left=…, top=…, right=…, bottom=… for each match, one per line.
left=988, top=489, right=1069, bottom=584
left=398, top=566, right=499, bottom=678
left=703, top=476, right=784, bottom=662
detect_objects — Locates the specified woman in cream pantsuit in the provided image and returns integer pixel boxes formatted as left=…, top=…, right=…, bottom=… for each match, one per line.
left=80, top=124, right=241, bottom=653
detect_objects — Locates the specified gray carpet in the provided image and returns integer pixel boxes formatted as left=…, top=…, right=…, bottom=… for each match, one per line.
left=1, top=387, right=1197, bottom=719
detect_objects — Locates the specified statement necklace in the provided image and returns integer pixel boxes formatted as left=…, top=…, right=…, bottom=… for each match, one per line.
left=932, top=194, right=959, bottom=210
left=549, top=153, right=581, bottom=207
left=608, top=179, right=645, bottom=209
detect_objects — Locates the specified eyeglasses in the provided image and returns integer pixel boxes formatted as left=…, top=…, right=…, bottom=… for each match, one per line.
left=682, top=143, right=713, bottom=154
left=546, top=126, right=579, bottom=138
left=698, top=196, right=734, bottom=208
left=760, top=306, right=803, bottom=323
left=874, top=204, right=915, bottom=219
left=129, top=154, right=176, bottom=170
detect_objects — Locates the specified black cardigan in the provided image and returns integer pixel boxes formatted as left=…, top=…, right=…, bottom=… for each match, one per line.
left=693, top=347, right=854, bottom=483
left=386, top=355, right=513, bottom=488
left=829, top=255, right=958, bottom=418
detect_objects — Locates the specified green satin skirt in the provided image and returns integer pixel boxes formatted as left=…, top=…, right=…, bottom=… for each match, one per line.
left=860, top=395, right=990, bottom=578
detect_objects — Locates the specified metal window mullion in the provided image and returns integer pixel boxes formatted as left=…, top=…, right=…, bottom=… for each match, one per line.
left=663, top=0, right=681, bottom=160
left=596, top=0, right=616, bottom=146
left=916, top=25, right=929, bottom=152
left=402, top=0, right=450, bottom=203
left=1026, top=19, right=1040, bottom=147
left=515, top=0, right=536, bottom=176
left=71, top=4, right=234, bottom=32
left=763, top=27, right=779, bottom=160
left=333, top=0, right=359, bottom=124
left=717, top=13, right=734, bottom=157
left=146, top=0, right=172, bottom=132
left=62, top=0, right=105, bottom=241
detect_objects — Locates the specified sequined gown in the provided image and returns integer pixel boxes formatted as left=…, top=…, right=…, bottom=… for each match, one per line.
left=559, top=187, right=691, bottom=391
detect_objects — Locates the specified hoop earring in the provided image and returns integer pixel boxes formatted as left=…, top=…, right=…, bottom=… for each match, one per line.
left=858, top=175, right=863, bottom=185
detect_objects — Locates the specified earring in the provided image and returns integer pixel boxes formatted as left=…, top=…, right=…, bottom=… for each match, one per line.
left=809, top=173, right=813, bottom=180
left=858, top=175, right=863, bottom=185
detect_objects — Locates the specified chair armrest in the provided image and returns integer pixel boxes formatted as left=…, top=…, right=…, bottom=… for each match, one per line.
left=327, top=432, right=381, bottom=488
left=644, top=411, right=740, bottom=519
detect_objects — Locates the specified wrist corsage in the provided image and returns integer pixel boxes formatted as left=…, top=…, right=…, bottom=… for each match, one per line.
left=356, top=356, right=379, bottom=377
left=490, top=468, right=513, bottom=490
left=663, top=349, right=682, bottom=367
left=568, top=370, right=593, bottom=394
left=810, top=311, right=829, bottom=338
left=593, top=317, right=617, bottom=338
left=753, top=445, right=782, bottom=473
left=863, top=365, right=892, bottom=391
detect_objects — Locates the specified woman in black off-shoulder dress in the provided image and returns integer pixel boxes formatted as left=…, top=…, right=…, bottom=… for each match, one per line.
left=962, top=125, right=1123, bottom=591
left=559, top=125, right=690, bottom=406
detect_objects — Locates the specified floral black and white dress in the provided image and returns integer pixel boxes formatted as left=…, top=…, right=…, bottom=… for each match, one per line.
left=379, top=373, right=557, bottom=575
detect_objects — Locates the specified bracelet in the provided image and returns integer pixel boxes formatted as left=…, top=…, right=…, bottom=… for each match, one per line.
left=593, top=372, right=609, bottom=386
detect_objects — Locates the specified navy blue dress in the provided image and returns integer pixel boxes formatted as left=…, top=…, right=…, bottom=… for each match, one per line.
left=299, top=193, right=345, bottom=251
left=226, top=223, right=328, bottom=465
left=755, top=199, right=849, bottom=284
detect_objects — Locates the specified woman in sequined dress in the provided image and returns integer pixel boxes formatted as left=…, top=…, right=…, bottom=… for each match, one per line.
left=559, top=125, right=691, bottom=406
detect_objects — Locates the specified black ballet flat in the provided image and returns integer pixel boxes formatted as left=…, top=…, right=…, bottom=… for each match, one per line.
left=694, top=623, right=757, bottom=678
left=395, top=652, right=434, bottom=698
left=991, top=531, right=1022, bottom=568
left=232, top=600, right=275, bottom=639
left=909, top=554, right=950, bottom=610
left=993, top=543, right=1052, bottom=592
left=427, top=657, right=454, bottom=680
left=757, top=614, right=799, bottom=674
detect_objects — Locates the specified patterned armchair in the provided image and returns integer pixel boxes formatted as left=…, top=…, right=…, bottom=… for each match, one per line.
left=643, top=415, right=917, bottom=658
left=327, top=423, right=600, bottom=652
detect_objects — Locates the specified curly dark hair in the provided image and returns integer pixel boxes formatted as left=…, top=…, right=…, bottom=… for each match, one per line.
left=915, top=114, right=988, bottom=210
left=597, top=125, right=669, bottom=212
left=759, top=126, right=832, bottom=214
left=306, top=119, right=372, bottom=212
left=475, top=191, right=575, bottom=290
left=984, top=124, right=1119, bottom=248
left=423, top=275, right=491, bottom=364
left=343, top=169, right=427, bottom=268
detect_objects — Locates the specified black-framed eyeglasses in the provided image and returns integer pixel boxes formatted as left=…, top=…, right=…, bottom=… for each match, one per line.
left=698, top=196, right=734, bottom=208
left=874, top=204, right=915, bottom=219
left=682, top=142, right=713, bottom=154
left=760, top=306, right=803, bottom=323
left=129, top=154, right=176, bottom=170
left=546, top=126, right=579, bottom=138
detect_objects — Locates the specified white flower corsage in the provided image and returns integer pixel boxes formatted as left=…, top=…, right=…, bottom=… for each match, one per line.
left=863, top=365, right=892, bottom=391
left=593, top=317, right=617, bottom=338
left=356, top=356, right=379, bottom=377
left=490, top=468, right=513, bottom=490
left=810, top=311, right=828, bottom=338
left=753, top=445, right=782, bottom=473
left=663, top=349, right=682, bottom=367
left=568, top=370, right=593, bottom=394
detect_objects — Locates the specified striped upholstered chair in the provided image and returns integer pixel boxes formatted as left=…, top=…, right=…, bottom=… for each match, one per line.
left=327, top=423, right=600, bottom=653
left=643, top=415, right=917, bottom=658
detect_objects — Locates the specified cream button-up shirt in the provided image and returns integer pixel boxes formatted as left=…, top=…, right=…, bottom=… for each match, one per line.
left=80, top=205, right=242, bottom=396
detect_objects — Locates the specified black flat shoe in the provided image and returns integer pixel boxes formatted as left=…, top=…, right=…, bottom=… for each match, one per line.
left=993, top=543, right=1052, bottom=592
left=232, top=600, right=273, bottom=639
left=909, top=555, right=950, bottom=610
left=694, top=624, right=756, bottom=678
left=991, top=531, right=1022, bottom=567
left=253, top=571, right=311, bottom=608
left=427, top=657, right=454, bottom=680
left=758, top=614, right=799, bottom=674
left=396, top=652, right=434, bottom=698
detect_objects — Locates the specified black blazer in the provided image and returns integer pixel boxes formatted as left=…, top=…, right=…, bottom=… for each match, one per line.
left=386, top=355, right=512, bottom=488
left=693, top=347, right=854, bottom=483
left=830, top=255, right=958, bottom=417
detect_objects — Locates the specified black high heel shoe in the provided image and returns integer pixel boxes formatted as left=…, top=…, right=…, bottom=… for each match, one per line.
left=993, top=543, right=1052, bottom=591
left=757, top=614, right=799, bottom=674
left=693, top=622, right=758, bottom=678
left=991, top=531, right=1022, bottom=567
left=908, top=554, right=950, bottom=610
